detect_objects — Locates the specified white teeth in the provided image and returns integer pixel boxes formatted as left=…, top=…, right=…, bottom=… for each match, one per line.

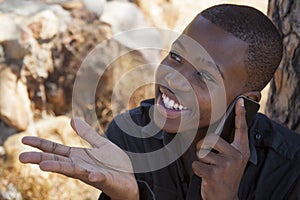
left=174, top=103, right=179, bottom=109
left=161, top=93, right=187, bottom=110
left=169, top=100, right=174, bottom=107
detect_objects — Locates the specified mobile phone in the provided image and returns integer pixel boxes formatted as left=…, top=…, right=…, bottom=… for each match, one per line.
left=215, top=95, right=260, bottom=143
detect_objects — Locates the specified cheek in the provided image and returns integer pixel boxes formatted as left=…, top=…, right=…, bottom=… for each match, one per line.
left=198, top=109, right=211, bottom=127
left=224, top=83, right=244, bottom=108
left=196, top=88, right=228, bottom=126
left=224, top=69, right=247, bottom=97
left=196, top=95, right=212, bottom=127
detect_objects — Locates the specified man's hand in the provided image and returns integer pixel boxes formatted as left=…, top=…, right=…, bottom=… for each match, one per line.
left=192, top=98, right=250, bottom=200
left=19, top=118, right=138, bottom=200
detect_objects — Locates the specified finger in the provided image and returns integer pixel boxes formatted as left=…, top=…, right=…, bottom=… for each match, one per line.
left=197, top=149, right=221, bottom=165
left=196, top=134, right=232, bottom=154
left=39, top=160, right=90, bottom=176
left=197, top=148, right=211, bottom=158
left=19, top=151, right=70, bottom=164
left=71, top=118, right=108, bottom=148
left=192, top=161, right=212, bottom=179
left=22, top=136, right=72, bottom=157
left=232, top=98, right=249, bottom=153
left=196, top=133, right=218, bottom=151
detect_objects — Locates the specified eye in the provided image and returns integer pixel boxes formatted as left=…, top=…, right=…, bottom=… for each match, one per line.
left=169, top=51, right=182, bottom=63
left=197, top=71, right=214, bottom=82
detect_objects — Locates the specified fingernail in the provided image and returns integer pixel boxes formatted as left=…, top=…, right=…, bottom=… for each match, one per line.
left=240, top=98, right=245, bottom=107
left=198, top=148, right=211, bottom=158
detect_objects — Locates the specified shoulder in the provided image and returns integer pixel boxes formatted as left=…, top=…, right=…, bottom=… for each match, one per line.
left=251, top=113, right=300, bottom=159
left=248, top=114, right=300, bottom=198
left=106, top=98, right=154, bottom=134
left=104, top=99, right=162, bottom=152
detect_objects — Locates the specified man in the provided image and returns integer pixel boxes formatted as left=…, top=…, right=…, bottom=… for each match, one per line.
left=19, top=4, right=300, bottom=200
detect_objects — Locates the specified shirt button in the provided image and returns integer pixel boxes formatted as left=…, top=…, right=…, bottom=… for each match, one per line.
left=255, top=133, right=262, bottom=140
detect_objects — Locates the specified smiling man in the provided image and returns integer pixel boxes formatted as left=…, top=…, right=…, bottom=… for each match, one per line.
left=19, top=4, right=300, bottom=200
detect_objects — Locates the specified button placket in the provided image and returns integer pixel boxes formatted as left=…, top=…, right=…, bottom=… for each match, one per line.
left=254, top=130, right=263, bottom=145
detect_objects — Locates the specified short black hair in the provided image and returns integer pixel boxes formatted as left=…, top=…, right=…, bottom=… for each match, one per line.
left=201, top=4, right=283, bottom=91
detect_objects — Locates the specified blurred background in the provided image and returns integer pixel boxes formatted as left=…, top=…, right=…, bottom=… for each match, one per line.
left=0, top=0, right=268, bottom=199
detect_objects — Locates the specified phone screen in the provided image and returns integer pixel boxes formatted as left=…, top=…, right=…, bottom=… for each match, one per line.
left=215, top=95, right=260, bottom=143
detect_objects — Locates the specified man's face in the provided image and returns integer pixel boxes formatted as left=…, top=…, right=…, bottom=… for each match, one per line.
left=153, top=16, right=249, bottom=133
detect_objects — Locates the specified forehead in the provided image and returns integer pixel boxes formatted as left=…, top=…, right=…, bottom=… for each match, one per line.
left=180, top=15, right=249, bottom=83
left=183, top=16, right=248, bottom=63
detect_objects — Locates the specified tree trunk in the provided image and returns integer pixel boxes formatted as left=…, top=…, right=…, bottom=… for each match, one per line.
left=266, top=0, right=300, bottom=133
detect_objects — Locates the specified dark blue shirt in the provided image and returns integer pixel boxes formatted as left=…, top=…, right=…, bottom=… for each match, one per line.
left=100, top=99, right=300, bottom=200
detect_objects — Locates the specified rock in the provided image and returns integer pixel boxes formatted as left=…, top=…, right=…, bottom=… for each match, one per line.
left=0, top=145, right=5, bottom=163
left=1, top=116, right=99, bottom=200
left=0, top=15, right=30, bottom=61
left=0, top=14, right=19, bottom=42
left=1, top=39, right=28, bottom=61
left=59, top=0, right=84, bottom=10
left=0, top=2, right=72, bottom=116
left=46, top=4, right=72, bottom=33
left=26, top=9, right=60, bottom=40
left=23, top=39, right=54, bottom=79
left=21, top=6, right=71, bottom=79
left=107, top=0, right=133, bottom=1
left=45, top=81, right=67, bottom=115
left=83, top=0, right=106, bottom=16
left=0, top=2, right=71, bottom=75
left=0, top=0, right=47, bottom=16
left=0, top=119, right=17, bottom=145
left=101, top=1, right=146, bottom=33
left=136, top=0, right=267, bottom=31
left=47, top=11, right=112, bottom=116
left=0, top=65, right=33, bottom=131
left=0, top=183, right=22, bottom=200
left=101, top=1, right=162, bottom=63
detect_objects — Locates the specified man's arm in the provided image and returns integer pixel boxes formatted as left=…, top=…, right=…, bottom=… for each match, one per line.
left=19, top=118, right=139, bottom=200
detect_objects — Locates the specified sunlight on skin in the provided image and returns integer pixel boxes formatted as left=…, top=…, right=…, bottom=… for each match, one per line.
left=19, top=118, right=138, bottom=200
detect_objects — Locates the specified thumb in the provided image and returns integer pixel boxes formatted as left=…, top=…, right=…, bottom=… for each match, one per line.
left=71, top=117, right=107, bottom=148
left=231, top=98, right=249, bottom=155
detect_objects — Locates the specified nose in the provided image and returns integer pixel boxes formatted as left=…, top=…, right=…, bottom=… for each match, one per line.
left=165, top=70, right=191, bottom=92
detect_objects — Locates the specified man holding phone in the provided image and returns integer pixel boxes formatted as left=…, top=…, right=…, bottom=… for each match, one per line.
left=19, top=4, right=300, bottom=199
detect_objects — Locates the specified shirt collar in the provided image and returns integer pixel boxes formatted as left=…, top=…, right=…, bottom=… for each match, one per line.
left=248, top=127, right=258, bottom=165
left=140, top=99, right=165, bottom=139
left=139, top=98, right=258, bottom=165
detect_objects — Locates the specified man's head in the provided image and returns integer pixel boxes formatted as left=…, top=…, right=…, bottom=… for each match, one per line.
left=154, top=4, right=283, bottom=133
left=201, top=4, right=283, bottom=91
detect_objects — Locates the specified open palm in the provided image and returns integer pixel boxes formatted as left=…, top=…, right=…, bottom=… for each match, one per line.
left=19, top=118, right=138, bottom=200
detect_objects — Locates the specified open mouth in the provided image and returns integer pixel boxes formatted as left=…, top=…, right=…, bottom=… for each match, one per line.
left=156, top=86, right=190, bottom=119
left=161, top=93, right=188, bottom=111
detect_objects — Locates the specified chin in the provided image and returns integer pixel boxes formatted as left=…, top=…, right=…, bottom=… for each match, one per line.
left=153, top=108, right=197, bottom=134
left=157, top=122, right=180, bottom=134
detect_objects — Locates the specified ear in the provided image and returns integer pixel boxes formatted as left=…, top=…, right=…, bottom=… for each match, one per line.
left=243, top=91, right=261, bottom=102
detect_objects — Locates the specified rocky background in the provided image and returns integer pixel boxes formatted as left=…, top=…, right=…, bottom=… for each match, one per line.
left=0, top=0, right=267, bottom=199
